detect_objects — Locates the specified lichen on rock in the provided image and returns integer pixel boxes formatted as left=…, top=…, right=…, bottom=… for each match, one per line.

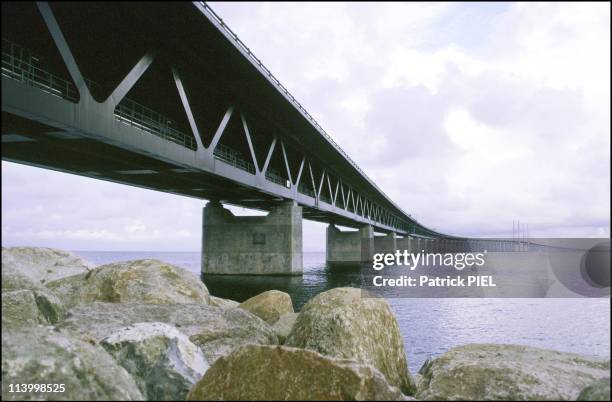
left=416, top=343, right=610, bottom=400
left=187, top=345, right=411, bottom=401
left=577, top=377, right=611, bottom=401
left=46, top=259, right=210, bottom=308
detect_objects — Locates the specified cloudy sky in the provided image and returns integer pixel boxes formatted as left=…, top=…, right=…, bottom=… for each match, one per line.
left=2, top=2, right=610, bottom=252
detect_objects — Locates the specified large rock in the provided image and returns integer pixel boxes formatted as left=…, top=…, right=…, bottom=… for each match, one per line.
left=238, top=290, right=294, bottom=324
left=2, top=246, right=94, bottom=284
left=272, top=312, right=298, bottom=344
left=187, top=345, right=410, bottom=401
left=58, top=302, right=277, bottom=363
left=416, top=344, right=610, bottom=400
left=285, top=287, right=415, bottom=395
left=1, top=325, right=143, bottom=401
left=577, top=378, right=611, bottom=401
left=46, top=259, right=210, bottom=308
left=100, top=322, right=209, bottom=401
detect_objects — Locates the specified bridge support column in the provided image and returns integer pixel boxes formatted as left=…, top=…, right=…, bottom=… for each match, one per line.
left=202, top=200, right=302, bottom=275
left=396, top=236, right=412, bottom=253
left=374, top=232, right=397, bottom=254
left=326, top=224, right=374, bottom=267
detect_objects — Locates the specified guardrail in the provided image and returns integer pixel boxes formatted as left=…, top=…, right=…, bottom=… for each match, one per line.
left=265, top=167, right=290, bottom=187
left=2, top=38, right=78, bottom=102
left=213, top=143, right=256, bottom=174
left=298, top=182, right=316, bottom=198
left=115, top=98, right=197, bottom=151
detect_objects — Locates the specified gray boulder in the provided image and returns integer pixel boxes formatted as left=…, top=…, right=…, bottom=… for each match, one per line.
left=285, top=287, right=415, bottom=395
left=187, top=345, right=411, bottom=401
left=46, top=259, right=210, bottom=308
left=272, top=312, right=298, bottom=344
left=58, top=302, right=277, bottom=363
left=416, top=343, right=610, bottom=400
left=100, top=322, right=209, bottom=401
left=238, top=290, right=294, bottom=324
left=2, top=246, right=94, bottom=284
left=1, top=325, right=143, bottom=401
left=577, top=377, right=611, bottom=401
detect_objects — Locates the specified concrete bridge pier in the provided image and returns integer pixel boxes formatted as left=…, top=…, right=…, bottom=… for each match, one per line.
left=202, top=200, right=303, bottom=275
left=396, top=236, right=413, bottom=253
left=414, top=238, right=422, bottom=253
left=326, top=224, right=374, bottom=267
left=374, top=232, right=397, bottom=254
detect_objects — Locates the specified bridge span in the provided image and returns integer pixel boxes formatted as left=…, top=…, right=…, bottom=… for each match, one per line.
left=3, top=2, right=500, bottom=274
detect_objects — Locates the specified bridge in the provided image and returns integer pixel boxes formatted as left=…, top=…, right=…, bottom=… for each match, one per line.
left=2, top=2, right=513, bottom=275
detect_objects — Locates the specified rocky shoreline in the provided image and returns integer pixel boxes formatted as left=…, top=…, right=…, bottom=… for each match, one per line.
left=2, top=246, right=610, bottom=401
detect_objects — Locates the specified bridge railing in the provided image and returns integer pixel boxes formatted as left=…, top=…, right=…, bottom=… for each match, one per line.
left=265, top=167, right=290, bottom=187
left=298, top=182, right=316, bottom=198
left=2, top=38, right=79, bottom=102
left=114, top=98, right=198, bottom=151
left=213, top=143, right=256, bottom=174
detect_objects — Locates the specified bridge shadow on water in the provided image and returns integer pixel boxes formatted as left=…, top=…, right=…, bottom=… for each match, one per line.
left=202, top=264, right=364, bottom=311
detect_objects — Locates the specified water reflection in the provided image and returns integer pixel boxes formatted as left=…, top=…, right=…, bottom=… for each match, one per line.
left=203, top=260, right=363, bottom=310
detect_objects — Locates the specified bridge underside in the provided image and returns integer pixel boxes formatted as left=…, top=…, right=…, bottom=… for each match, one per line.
left=2, top=1, right=431, bottom=235
left=2, top=110, right=363, bottom=229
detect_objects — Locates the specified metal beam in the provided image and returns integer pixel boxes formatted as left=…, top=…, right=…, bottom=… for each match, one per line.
left=241, top=114, right=260, bottom=173
left=280, top=140, right=292, bottom=184
left=36, top=2, right=89, bottom=99
left=294, top=156, right=305, bottom=187
left=261, top=137, right=276, bottom=175
left=110, top=51, right=156, bottom=107
left=173, top=67, right=203, bottom=150
left=209, top=106, right=234, bottom=152
left=318, top=169, right=326, bottom=200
